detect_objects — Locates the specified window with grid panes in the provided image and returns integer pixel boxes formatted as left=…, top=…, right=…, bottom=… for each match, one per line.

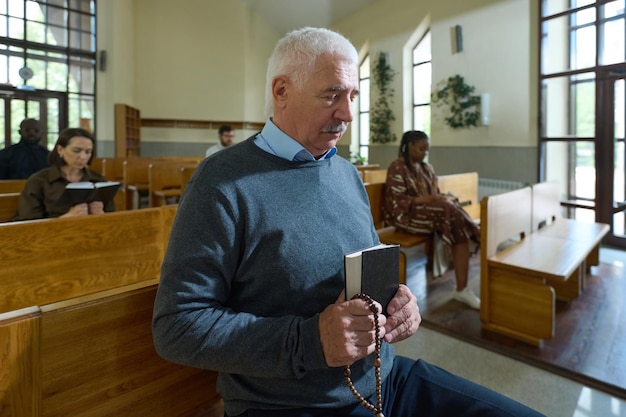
left=0, top=0, right=96, bottom=148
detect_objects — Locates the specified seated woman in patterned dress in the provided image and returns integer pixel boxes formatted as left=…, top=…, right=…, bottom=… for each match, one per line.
left=383, top=130, right=481, bottom=309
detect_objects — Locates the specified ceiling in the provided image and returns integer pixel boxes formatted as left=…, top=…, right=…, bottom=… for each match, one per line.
left=241, top=0, right=377, bottom=35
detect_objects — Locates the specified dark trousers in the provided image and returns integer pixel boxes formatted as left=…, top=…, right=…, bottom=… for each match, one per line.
left=228, top=356, right=546, bottom=417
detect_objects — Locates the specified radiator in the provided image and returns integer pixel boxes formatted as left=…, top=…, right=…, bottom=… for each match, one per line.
left=478, top=178, right=526, bottom=200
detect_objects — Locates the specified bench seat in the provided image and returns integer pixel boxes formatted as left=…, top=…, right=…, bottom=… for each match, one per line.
left=480, top=184, right=609, bottom=346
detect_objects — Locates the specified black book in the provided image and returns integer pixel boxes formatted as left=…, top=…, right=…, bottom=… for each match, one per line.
left=344, top=243, right=400, bottom=313
left=58, top=181, right=120, bottom=206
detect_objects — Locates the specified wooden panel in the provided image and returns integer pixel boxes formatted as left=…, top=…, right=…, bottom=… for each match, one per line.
left=123, top=158, right=153, bottom=210
left=140, top=118, right=264, bottom=132
left=180, top=165, right=197, bottom=194
left=0, top=307, right=42, bottom=417
left=531, top=180, right=562, bottom=231
left=356, top=164, right=380, bottom=171
left=364, top=182, right=385, bottom=229
left=148, top=161, right=198, bottom=207
left=487, top=267, right=555, bottom=345
left=0, top=192, right=19, bottom=222
left=488, top=234, right=590, bottom=282
left=89, top=157, right=104, bottom=175
left=0, top=179, right=27, bottom=194
left=362, top=169, right=387, bottom=184
left=438, top=172, right=480, bottom=221
left=40, top=284, right=222, bottom=417
left=483, top=187, right=533, bottom=258
left=0, top=208, right=166, bottom=314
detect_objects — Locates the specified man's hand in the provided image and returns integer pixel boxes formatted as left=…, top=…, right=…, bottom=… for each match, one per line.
left=318, top=291, right=386, bottom=367
left=383, top=284, right=421, bottom=343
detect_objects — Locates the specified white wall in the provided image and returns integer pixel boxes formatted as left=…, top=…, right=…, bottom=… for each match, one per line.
left=335, top=0, right=536, bottom=149
left=96, top=0, right=279, bottom=152
left=96, top=0, right=538, bottom=177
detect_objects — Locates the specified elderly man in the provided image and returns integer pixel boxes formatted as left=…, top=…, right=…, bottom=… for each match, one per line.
left=153, top=27, right=544, bottom=417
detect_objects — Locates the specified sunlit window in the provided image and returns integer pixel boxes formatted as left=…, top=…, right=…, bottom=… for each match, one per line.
left=0, top=0, right=96, bottom=147
left=540, top=0, right=626, bottom=239
left=412, top=30, right=431, bottom=135
left=357, top=54, right=370, bottom=162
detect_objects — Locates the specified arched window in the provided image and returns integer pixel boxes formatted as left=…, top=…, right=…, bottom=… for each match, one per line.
left=412, top=30, right=431, bottom=135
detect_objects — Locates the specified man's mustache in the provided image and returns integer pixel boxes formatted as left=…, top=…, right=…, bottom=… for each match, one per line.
left=322, top=123, right=347, bottom=133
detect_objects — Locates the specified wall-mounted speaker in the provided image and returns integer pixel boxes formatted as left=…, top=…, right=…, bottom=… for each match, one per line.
left=98, top=50, right=107, bottom=72
left=450, top=25, right=463, bottom=54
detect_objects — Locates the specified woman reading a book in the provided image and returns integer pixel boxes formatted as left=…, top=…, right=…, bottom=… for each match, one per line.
left=383, top=130, right=481, bottom=309
left=14, top=128, right=115, bottom=221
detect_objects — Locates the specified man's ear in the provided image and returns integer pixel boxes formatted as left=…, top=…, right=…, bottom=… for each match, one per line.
left=272, top=76, right=289, bottom=109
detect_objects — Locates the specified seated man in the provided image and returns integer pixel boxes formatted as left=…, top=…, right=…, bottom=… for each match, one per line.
left=205, top=124, right=235, bottom=157
left=0, top=118, right=49, bottom=179
left=153, top=27, right=545, bottom=417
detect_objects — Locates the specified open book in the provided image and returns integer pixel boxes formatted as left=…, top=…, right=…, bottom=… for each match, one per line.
left=344, top=243, right=400, bottom=313
left=58, top=181, right=120, bottom=206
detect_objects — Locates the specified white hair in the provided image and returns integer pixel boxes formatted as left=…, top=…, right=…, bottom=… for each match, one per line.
left=264, top=27, right=359, bottom=117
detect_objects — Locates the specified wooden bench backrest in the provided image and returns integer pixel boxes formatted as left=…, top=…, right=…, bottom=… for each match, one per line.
left=362, top=169, right=387, bottom=184
left=180, top=164, right=198, bottom=194
left=101, top=157, right=126, bottom=181
left=148, top=161, right=199, bottom=207
left=438, top=172, right=478, bottom=206
left=364, top=182, right=385, bottom=229
left=0, top=207, right=170, bottom=314
left=356, top=164, right=380, bottom=172
left=481, top=186, right=533, bottom=259
left=0, top=179, right=27, bottom=193
left=123, top=157, right=154, bottom=186
left=0, top=192, right=19, bottom=222
left=89, top=156, right=104, bottom=174
left=531, top=180, right=562, bottom=231
left=0, top=204, right=224, bottom=416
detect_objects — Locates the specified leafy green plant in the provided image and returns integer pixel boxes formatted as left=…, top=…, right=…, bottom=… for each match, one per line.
left=350, top=152, right=367, bottom=165
left=431, top=75, right=481, bottom=129
left=370, top=52, right=397, bottom=144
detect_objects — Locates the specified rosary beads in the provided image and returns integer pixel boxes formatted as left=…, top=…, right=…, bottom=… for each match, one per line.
left=344, top=293, right=385, bottom=417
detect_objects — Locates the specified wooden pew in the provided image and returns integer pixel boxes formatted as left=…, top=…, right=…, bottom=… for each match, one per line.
left=0, top=206, right=224, bottom=416
left=480, top=187, right=601, bottom=346
left=362, top=169, right=387, bottom=184
left=0, top=179, right=27, bottom=193
left=89, top=156, right=104, bottom=174
left=148, top=160, right=199, bottom=207
left=531, top=180, right=609, bottom=269
left=180, top=164, right=198, bottom=194
left=97, top=157, right=127, bottom=210
left=365, top=182, right=430, bottom=284
left=0, top=192, right=19, bottom=222
left=438, top=171, right=480, bottom=222
left=356, top=164, right=380, bottom=172
left=123, top=157, right=154, bottom=210
left=364, top=172, right=480, bottom=282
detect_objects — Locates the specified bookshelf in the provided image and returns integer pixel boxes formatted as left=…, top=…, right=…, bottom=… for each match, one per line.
left=114, top=103, right=141, bottom=157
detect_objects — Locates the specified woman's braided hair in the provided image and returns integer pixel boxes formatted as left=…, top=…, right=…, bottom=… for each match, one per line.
left=399, top=130, right=429, bottom=173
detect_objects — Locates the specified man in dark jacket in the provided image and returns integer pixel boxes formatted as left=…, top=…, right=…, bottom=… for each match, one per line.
left=0, top=118, right=50, bottom=179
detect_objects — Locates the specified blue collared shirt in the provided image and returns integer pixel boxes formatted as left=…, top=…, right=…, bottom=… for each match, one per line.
left=254, top=119, right=337, bottom=161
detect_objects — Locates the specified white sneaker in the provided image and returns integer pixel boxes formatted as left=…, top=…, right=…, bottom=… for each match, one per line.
left=453, top=287, right=481, bottom=310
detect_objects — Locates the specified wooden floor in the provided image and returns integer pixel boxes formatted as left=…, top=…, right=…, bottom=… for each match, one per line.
left=407, top=247, right=626, bottom=401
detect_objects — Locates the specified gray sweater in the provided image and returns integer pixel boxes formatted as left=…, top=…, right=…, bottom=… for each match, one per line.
left=153, top=136, right=394, bottom=415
